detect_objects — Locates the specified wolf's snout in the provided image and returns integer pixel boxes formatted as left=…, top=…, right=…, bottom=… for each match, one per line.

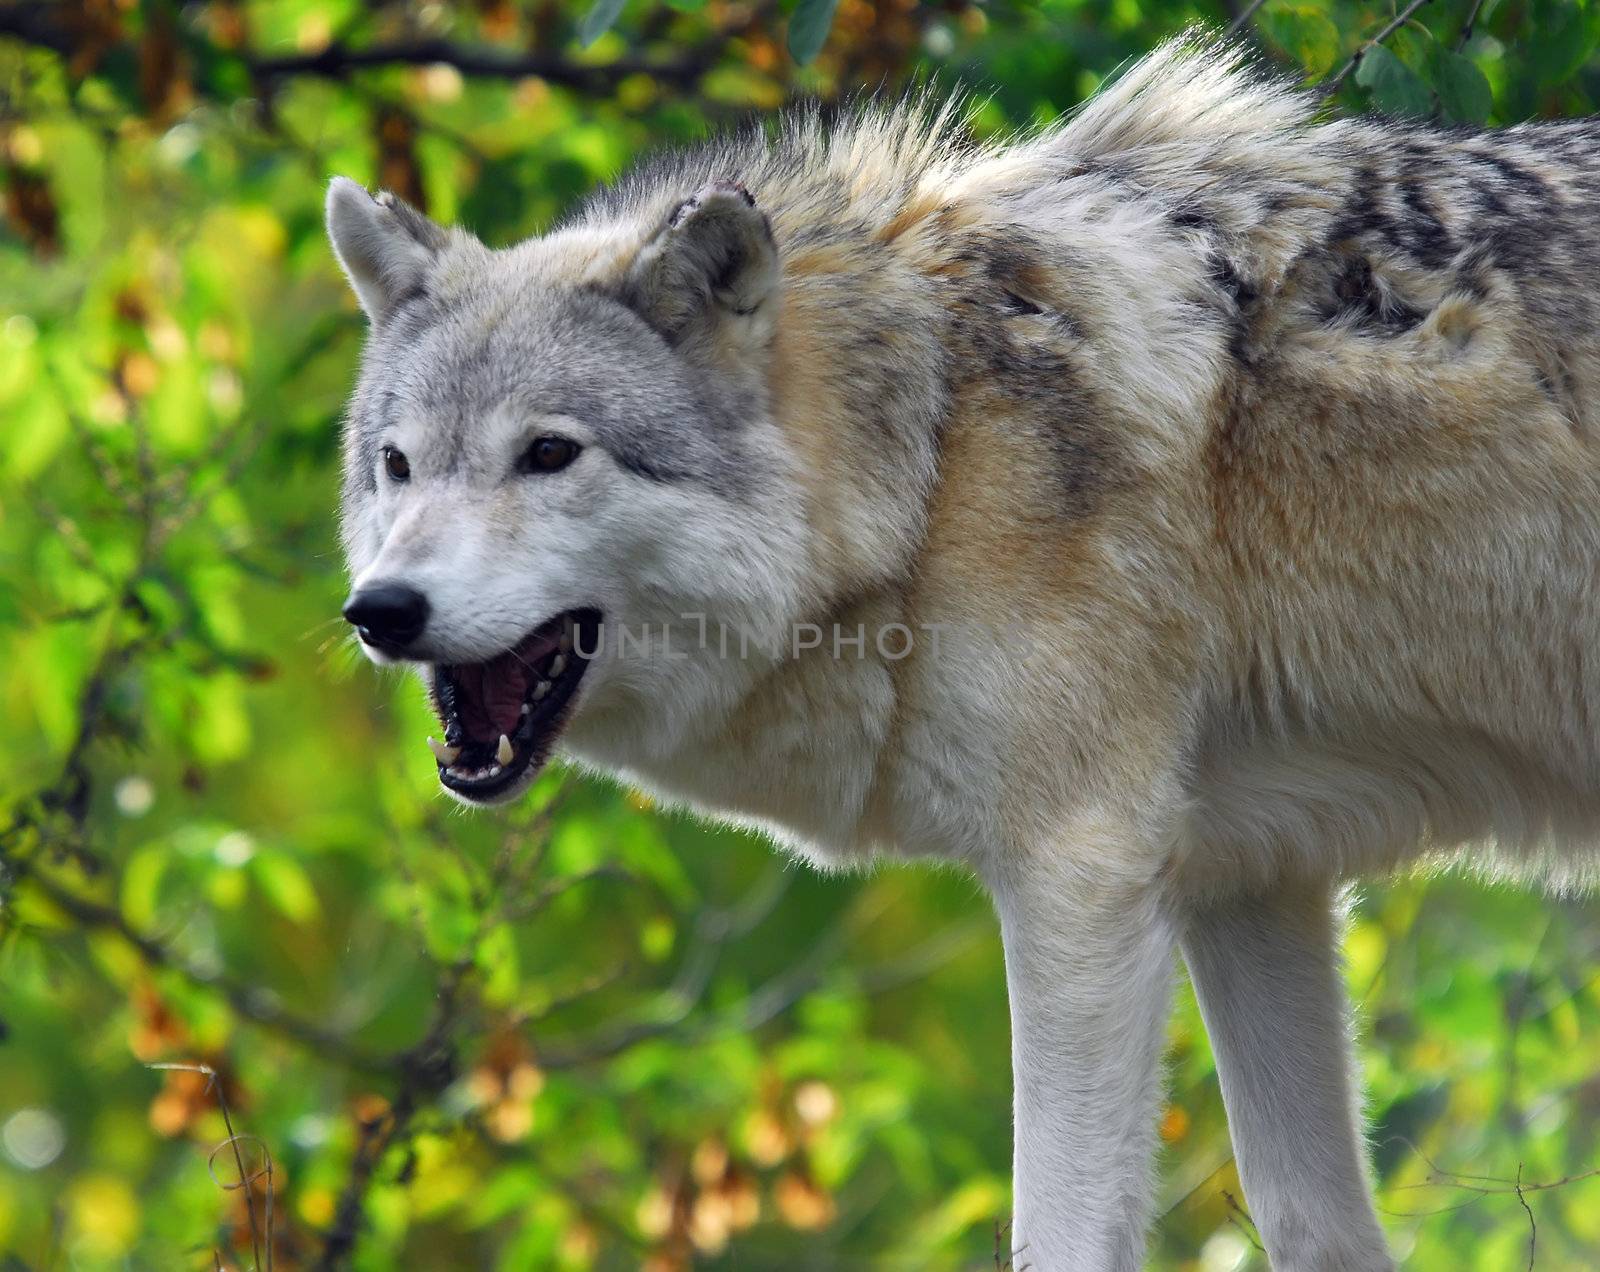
left=343, top=582, right=430, bottom=651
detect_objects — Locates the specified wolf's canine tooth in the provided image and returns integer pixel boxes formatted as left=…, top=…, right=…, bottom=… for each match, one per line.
left=497, top=734, right=514, bottom=765
left=549, top=653, right=567, bottom=678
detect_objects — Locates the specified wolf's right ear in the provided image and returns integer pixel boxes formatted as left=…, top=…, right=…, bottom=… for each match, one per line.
left=622, top=181, right=779, bottom=352
left=325, top=177, right=447, bottom=322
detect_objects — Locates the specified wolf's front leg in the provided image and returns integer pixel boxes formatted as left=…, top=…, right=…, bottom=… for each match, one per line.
left=1180, top=887, right=1395, bottom=1272
left=986, top=848, right=1178, bottom=1272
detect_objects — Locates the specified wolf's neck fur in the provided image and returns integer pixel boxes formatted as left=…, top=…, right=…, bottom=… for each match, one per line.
left=710, top=96, right=1253, bottom=860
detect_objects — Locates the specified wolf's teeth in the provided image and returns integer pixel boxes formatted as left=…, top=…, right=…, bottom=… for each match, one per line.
left=549, top=653, right=567, bottom=678
left=520, top=702, right=530, bottom=716
left=497, top=734, right=514, bottom=766
left=532, top=680, right=550, bottom=701
left=427, top=737, right=460, bottom=766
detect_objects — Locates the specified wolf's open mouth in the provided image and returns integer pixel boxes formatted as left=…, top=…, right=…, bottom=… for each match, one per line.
left=428, top=608, right=602, bottom=800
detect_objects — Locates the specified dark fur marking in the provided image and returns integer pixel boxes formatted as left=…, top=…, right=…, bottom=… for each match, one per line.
left=1325, top=167, right=1390, bottom=244
left=1037, top=410, right=1111, bottom=520
left=954, top=226, right=1095, bottom=344
left=998, top=290, right=1044, bottom=317
left=1472, top=182, right=1510, bottom=219
left=385, top=285, right=435, bottom=337
left=1561, top=366, right=1582, bottom=418
left=1396, top=180, right=1456, bottom=270
left=390, top=283, right=429, bottom=311
left=948, top=268, right=1120, bottom=520
left=613, top=451, right=675, bottom=484
left=1209, top=255, right=1258, bottom=308
left=1170, top=204, right=1215, bottom=231
left=1207, top=255, right=1260, bottom=363
left=1464, top=149, right=1556, bottom=206
left=1319, top=255, right=1426, bottom=334
left=788, top=221, right=874, bottom=248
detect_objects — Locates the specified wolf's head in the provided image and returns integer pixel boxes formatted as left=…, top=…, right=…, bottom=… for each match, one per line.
left=327, top=177, right=813, bottom=806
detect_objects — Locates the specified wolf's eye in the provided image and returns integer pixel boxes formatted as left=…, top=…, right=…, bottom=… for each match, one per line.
left=382, top=446, right=411, bottom=483
left=518, top=435, right=580, bottom=474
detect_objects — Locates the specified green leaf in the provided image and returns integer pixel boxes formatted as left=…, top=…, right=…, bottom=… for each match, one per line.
left=121, top=847, right=169, bottom=932
left=1433, top=50, right=1493, bottom=124
left=788, top=0, right=839, bottom=65
left=1356, top=44, right=1433, bottom=118
left=577, top=0, right=626, bottom=47
left=640, top=914, right=675, bottom=962
left=476, top=924, right=520, bottom=1007
left=250, top=852, right=320, bottom=923
left=1353, top=43, right=1389, bottom=89
left=1527, top=0, right=1598, bottom=88
left=190, top=672, right=250, bottom=763
left=1260, top=5, right=1341, bottom=78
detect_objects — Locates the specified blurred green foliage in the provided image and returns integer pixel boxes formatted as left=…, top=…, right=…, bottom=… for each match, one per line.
left=1, top=1, right=1599, bottom=1268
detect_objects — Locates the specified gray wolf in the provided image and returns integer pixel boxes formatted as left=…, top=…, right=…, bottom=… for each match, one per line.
left=326, top=37, right=1600, bottom=1270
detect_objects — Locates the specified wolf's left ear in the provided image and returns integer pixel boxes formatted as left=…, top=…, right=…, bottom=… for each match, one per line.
left=325, top=176, right=448, bottom=322
left=623, top=182, right=779, bottom=351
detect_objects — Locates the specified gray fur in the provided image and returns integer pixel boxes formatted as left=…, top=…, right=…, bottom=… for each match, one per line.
left=351, top=282, right=758, bottom=495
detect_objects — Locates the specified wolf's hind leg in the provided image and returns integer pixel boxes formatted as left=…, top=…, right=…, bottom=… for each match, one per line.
left=1180, top=885, right=1395, bottom=1272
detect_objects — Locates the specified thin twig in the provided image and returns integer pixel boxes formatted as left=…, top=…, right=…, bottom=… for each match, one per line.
left=1379, top=1136, right=1600, bottom=1241
left=1222, top=1189, right=1266, bottom=1253
left=536, top=865, right=792, bottom=1068
left=312, top=923, right=499, bottom=1269
left=1385, top=1137, right=1600, bottom=1197
left=1516, top=1163, right=1536, bottom=1271
left=1224, top=0, right=1272, bottom=41
left=148, top=1063, right=275, bottom=1272
left=1321, top=0, right=1434, bottom=96
left=1456, top=0, right=1489, bottom=50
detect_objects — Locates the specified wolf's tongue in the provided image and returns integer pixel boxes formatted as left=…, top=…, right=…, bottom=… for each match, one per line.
left=448, top=625, right=567, bottom=744
left=457, top=651, right=529, bottom=742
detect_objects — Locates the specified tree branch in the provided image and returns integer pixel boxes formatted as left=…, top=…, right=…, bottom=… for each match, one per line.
left=1457, top=0, right=1489, bottom=50
left=244, top=37, right=714, bottom=93
left=5, top=856, right=393, bottom=1074
left=0, top=3, right=753, bottom=99
left=1321, top=0, right=1434, bottom=96
left=1223, top=0, right=1272, bottom=42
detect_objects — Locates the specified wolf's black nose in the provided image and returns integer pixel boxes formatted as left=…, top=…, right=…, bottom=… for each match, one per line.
left=343, top=583, right=430, bottom=650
